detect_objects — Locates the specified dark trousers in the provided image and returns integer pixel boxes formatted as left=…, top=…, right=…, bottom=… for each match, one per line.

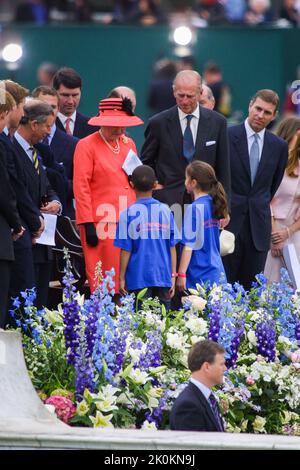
left=0, top=260, right=12, bottom=328
left=34, top=261, right=52, bottom=310
left=131, top=286, right=171, bottom=311
left=223, top=214, right=268, bottom=291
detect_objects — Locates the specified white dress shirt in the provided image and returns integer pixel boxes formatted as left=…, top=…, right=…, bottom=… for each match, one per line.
left=57, top=111, right=76, bottom=135
left=245, top=118, right=266, bottom=162
left=178, top=105, right=200, bottom=145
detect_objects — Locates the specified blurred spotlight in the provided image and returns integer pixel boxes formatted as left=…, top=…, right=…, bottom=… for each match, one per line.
left=2, top=43, right=23, bottom=63
left=173, top=26, right=193, bottom=47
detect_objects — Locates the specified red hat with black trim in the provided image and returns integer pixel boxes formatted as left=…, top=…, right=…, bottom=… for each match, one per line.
left=88, top=97, right=143, bottom=127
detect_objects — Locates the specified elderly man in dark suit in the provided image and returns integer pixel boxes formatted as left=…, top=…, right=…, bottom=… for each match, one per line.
left=223, top=89, right=288, bottom=290
left=12, top=100, right=61, bottom=309
left=53, top=67, right=97, bottom=139
left=170, top=340, right=226, bottom=432
left=141, top=70, right=230, bottom=214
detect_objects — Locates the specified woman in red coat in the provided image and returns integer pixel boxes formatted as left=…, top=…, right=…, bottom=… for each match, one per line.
left=73, top=97, right=143, bottom=292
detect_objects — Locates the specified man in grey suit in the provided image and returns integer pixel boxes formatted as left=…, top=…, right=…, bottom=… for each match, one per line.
left=141, top=70, right=230, bottom=213
left=223, top=89, right=288, bottom=290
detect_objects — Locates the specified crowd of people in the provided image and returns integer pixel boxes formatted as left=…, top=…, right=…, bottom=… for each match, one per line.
left=1, top=62, right=300, bottom=435
left=0, top=64, right=300, bottom=330
left=1, top=0, right=299, bottom=27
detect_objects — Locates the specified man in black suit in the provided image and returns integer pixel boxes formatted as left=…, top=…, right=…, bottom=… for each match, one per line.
left=32, top=85, right=79, bottom=218
left=53, top=67, right=97, bottom=139
left=223, top=89, right=288, bottom=290
left=0, top=90, right=24, bottom=328
left=170, top=340, right=226, bottom=432
left=12, top=100, right=61, bottom=309
left=141, top=70, right=230, bottom=212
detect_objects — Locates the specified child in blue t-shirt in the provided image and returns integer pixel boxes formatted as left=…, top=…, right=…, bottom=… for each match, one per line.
left=114, top=165, right=178, bottom=310
left=177, top=161, right=228, bottom=291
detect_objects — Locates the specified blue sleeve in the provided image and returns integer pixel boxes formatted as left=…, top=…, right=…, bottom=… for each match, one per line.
left=114, top=210, right=133, bottom=251
left=182, top=203, right=204, bottom=250
left=170, top=211, right=181, bottom=246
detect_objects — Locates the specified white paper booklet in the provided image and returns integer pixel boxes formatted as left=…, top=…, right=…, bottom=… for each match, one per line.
left=36, top=213, right=57, bottom=246
left=122, top=149, right=143, bottom=176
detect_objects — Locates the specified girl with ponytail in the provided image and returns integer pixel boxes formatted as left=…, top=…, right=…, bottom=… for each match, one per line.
left=177, top=161, right=228, bottom=291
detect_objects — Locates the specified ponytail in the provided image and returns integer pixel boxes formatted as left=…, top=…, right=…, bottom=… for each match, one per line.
left=209, top=181, right=228, bottom=219
left=186, top=160, right=228, bottom=219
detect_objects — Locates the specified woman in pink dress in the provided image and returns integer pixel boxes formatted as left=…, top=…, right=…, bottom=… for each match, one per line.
left=264, top=117, right=300, bottom=283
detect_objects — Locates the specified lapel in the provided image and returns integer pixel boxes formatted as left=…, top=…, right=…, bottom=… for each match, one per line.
left=189, top=382, right=223, bottom=431
left=194, top=107, right=212, bottom=158
left=13, top=138, right=41, bottom=194
left=55, top=117, right=65, bottom=133
left=232, top=124, right=252, bottom=180
left=253, top=130, right=272, bottom=184
left=166, top=107, right=184, bottom=159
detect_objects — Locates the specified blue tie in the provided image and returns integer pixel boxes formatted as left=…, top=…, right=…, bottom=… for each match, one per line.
left=183, top=115, right=195, bottom=162
left=209, top=393, right=224, bottom=431
left=249, top=133, right=260, bottom=185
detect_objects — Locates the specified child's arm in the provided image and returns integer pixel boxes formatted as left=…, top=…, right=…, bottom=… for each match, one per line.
left=119, top=249, right=131, bottom=295
left=169, top=246, right=177, bottom=298
left=176, top=246, right=193, bottom=292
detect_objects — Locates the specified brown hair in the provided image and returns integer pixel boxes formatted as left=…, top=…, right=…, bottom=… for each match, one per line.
left=188, top=340, right=225, bottom=372
left=250, top=89, right=280, bottom=111
left=0, top=88, right=16, bottom=113
left=186, top=161, right=228, bottom=219
left=276, top=117, right=300, bottom=177
left=31, top=85, right=59, bottom=99
left=4, top=80, right=29, bottom=104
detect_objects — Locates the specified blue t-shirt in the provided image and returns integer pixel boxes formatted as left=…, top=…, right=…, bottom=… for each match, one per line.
left=114, top=197, right=178, bottom=290
left=181, top=195, right=226, bottom=288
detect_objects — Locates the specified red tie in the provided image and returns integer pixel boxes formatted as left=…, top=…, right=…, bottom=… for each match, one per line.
left=65, top=118, right=72, bottom=135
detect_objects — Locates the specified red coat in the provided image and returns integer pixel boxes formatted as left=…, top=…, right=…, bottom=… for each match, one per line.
left=74, top=131, right=136, bottom=292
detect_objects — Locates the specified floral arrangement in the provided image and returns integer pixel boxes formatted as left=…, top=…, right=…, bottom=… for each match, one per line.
left=10, top=252, right=300, bottom=434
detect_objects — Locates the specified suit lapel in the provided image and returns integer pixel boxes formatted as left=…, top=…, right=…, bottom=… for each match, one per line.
left=189, top=383, right=222, bottom=431
left=166, top=107, right=184, bottom=159
left=232, top=124, right=251, bottom=180
left=253, top=130, right=272, bottom=184
left=194, top=108, right=212, bottom=158
left=13, top=139, right=41, bottom=195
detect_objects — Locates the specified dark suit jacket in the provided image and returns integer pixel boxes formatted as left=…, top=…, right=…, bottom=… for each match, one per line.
left=227, top=124, right=288, bottom=251
left=170, top=382, right=222, bottom=432
left=0, top=132, right=41, bottom=234
left=141, top=105, right=230, bottom=207
left=56, top=112, right=98, bottom=139
left=50, top=128, right=79, bottom=218
left=0, top=142, right=22, bottom=261
left=12, top=138, right=60, bottom=263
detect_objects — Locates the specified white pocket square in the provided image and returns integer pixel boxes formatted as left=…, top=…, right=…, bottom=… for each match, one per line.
left=206, top=141, right=216, bottom=146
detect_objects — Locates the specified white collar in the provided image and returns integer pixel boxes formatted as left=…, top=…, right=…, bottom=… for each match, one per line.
left=190, top=377, right=211, bottom=400
left=57, top=111, right=76, bottom=124
left=244, top=118, right=266, bottom=141
left=178, top=105, right=200, bottom=122
left=14, top=131, right=32, bottom=153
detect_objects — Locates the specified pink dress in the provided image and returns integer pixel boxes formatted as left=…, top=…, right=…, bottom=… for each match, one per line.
left=264, top=161, right=300, bottom=283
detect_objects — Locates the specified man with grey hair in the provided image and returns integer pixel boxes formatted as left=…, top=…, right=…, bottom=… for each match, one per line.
left=108, top=86, right=137, bottom=112
left=141, top=70, right=230, bottom=211
left=11, top=99, right=61, bottom=310
left=199, top=84, right=215, bottom=110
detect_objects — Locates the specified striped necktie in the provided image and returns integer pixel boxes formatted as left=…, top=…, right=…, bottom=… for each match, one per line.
left=209, top=393, right=224, bottom=431
left=29, top=146, right=40, bottom=174
left=65, top=117, right=72, bottom=135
